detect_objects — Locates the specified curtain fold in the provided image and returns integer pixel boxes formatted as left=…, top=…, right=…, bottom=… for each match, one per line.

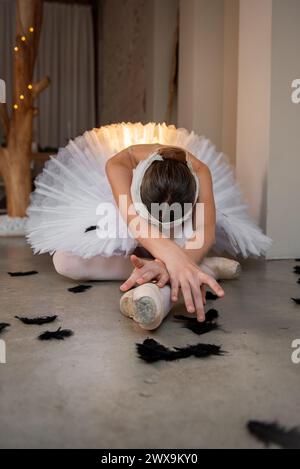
left=0, top=0, right=96, bottom=149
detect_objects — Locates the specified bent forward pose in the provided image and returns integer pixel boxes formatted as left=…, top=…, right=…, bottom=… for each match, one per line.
left=27, top=123, right=271, bottom=330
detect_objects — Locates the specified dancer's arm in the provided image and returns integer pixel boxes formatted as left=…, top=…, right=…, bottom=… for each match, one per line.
left=184, top=163, right=216, bottom=264
left=106, top=148, right=224, bottom=321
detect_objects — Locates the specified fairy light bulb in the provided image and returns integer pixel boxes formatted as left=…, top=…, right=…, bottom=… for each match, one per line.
left=29, top=27, right=34, bottom=33
left=20, top=94, right=25, bottom=100
left=21, top=36, right=26, bottom=42
left=13, top=104, right=18, bottom=110
left=14, top=46, right=19, bottom=52
left=28, top=84, right=33, bottom=90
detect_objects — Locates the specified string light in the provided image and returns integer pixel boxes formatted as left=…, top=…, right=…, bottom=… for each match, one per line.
left=28, top=84, right=33, bottom=90
left=21, top=36, right=26, bottom=42
left=13, top=104, right=18, bottom=110
left=14, top=46, right=19, bottom=52
left=29, top=27, right=34, bottom=33
left=20, top=94, right=25, bottom=100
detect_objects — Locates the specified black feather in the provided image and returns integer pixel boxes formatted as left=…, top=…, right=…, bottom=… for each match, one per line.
left=291, top=298, right=300, bottom=305
left=294, top=266, right=300, bottom=274
left=174, top=308, right=219, bottom=335
left=205, top=291, right=218, bottom=301
left=175, top=308, right=219, bottom=323
left=15, top=315, right=57, bottom=325
left=247, top=420, right=300, bottom=449
left=297, top=278, right=300, bottom=285
left=205, top=308, right=219, bottom=321
left=38, top=327, right=73, bottom=341
left=85, top=226, right=97, bottom=233
left=0, top=323, right=10, bottom=334
left=136, top=338, right=225, bottom=363
left=8, top=270, right=38, bottom=277
left=183, top=321, right=219, bottom=335
left=68, top=284, right=92, bottom=293
left=295, top=259, right=300, bottom=262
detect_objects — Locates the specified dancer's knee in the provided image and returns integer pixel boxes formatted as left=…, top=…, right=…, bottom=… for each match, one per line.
left=53, top=251, right=85, bottom=280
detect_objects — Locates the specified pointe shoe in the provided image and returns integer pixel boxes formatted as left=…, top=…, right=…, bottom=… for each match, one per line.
left=202, top=257, right=241, bottom=280
left=120, top=283, right=168, bottom=331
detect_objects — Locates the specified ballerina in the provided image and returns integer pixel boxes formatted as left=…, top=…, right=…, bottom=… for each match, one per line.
left=26, top=123, right=272, bottom=330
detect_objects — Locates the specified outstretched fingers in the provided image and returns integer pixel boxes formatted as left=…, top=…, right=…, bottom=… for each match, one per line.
left=181, top=280, right=195, bottom=314
left=192, top=286, right=205, bottom=322
left=202, top=274, right=224, bottom=298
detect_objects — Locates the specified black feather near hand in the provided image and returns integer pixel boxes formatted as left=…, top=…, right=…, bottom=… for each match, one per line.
left=291, top=298, right=300, bottom=305
left=68, top=284, right=92, bottom=293
left=136, top=338, right=225, bottom=363
left=38, top=327, right=73, bottom=341
left=15, top=315, right=57, bottom=325
left=294, top=266, right=300, bottom=274
left=297, top=278, right=300, bottom=285
left=8, top=270, right=38, bottom=277
left=0, top=323, right=10, bottom=334
left=205, top=291, right=218, bottom=301
left=85, top=226, right=97, bottom=233
left=247, top=420, right=300, bottom=449
left=174, top=309, right=219, bottom=335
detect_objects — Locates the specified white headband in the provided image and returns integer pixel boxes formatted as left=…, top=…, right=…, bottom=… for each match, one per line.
left=130, top=151, right=199, bottom=229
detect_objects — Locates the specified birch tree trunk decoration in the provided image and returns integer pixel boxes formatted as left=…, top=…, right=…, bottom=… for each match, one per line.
left=0, top=0, right=50, bottom=218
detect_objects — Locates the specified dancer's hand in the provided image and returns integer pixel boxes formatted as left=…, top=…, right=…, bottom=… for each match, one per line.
left=165, top=248, right=224, bottom=322
left=120, top=255, right=170, bottom=292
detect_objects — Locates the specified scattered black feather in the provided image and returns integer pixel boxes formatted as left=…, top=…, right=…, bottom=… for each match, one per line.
left=174, top=308, right=219, bottom=335
left=0, top=323, right=10, bottom=334
left=8, top=270, right=38, bottom=277
left=294, top=266, right=300, bottom=274
left=295, top=259, right=300, bottom=262
left=68, top=284, right=92, bottom=293
left=15, top=315, right=57, bottom=325
left=85, top=225, right=97, bottom=233
left=247, top=420, right=300, bottom=449
left=175, top=308, right=219, bottom=323
left=183, top=320, right=219, bottom=335
left=291, top=298, right=300, bottom=305
left=38, top=327, right=73, bottom=341
left=136, top=338, right=225, bottom=363
left=205, top=291, right=218, bottom=301
left=204, top=308, right=219, bottom=321
left=297, top=278, right=300, bottom=285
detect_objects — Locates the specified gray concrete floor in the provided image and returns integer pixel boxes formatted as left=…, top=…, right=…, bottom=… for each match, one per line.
left=0, top=238, right=299, bottom=449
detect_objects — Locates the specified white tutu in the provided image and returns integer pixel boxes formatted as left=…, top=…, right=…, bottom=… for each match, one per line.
left=26, top=122, right=272, bottom=258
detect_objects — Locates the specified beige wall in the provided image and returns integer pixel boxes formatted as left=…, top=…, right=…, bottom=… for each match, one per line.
left=178, top=0, right=239, bottom=164
left=222, top=0, right=239, bottom=163
left=100, top=0, right=178, bottom=125
left=236, top=0, right=272, bottom=228
left=100, top=0, right=148, bottom=124
left=266, top=0, right=300, bottom=258
left=145, top=0, right=179, bottom=123
left=236, top=0, right=300, bottom=258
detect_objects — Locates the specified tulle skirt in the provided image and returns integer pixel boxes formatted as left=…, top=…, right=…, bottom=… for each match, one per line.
left=26, top=122, right=272, bottom=258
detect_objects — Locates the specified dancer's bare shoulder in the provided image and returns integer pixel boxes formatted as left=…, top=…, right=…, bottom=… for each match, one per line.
left=127, top=143, right=210, bottom=177
left=128, top=143, right=163, bottom=164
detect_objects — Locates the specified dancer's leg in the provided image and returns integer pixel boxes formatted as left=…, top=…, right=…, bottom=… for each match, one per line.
left=119, top=256, right=241, bottom=330
left=201, top=256, right=241, bottom=280
left=120, top=283, right=172, bottom=331
left=53, top=251, right=132, bottom=281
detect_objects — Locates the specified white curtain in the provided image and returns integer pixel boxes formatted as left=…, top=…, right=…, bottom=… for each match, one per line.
left=0, top=0, right=96, bottom=148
